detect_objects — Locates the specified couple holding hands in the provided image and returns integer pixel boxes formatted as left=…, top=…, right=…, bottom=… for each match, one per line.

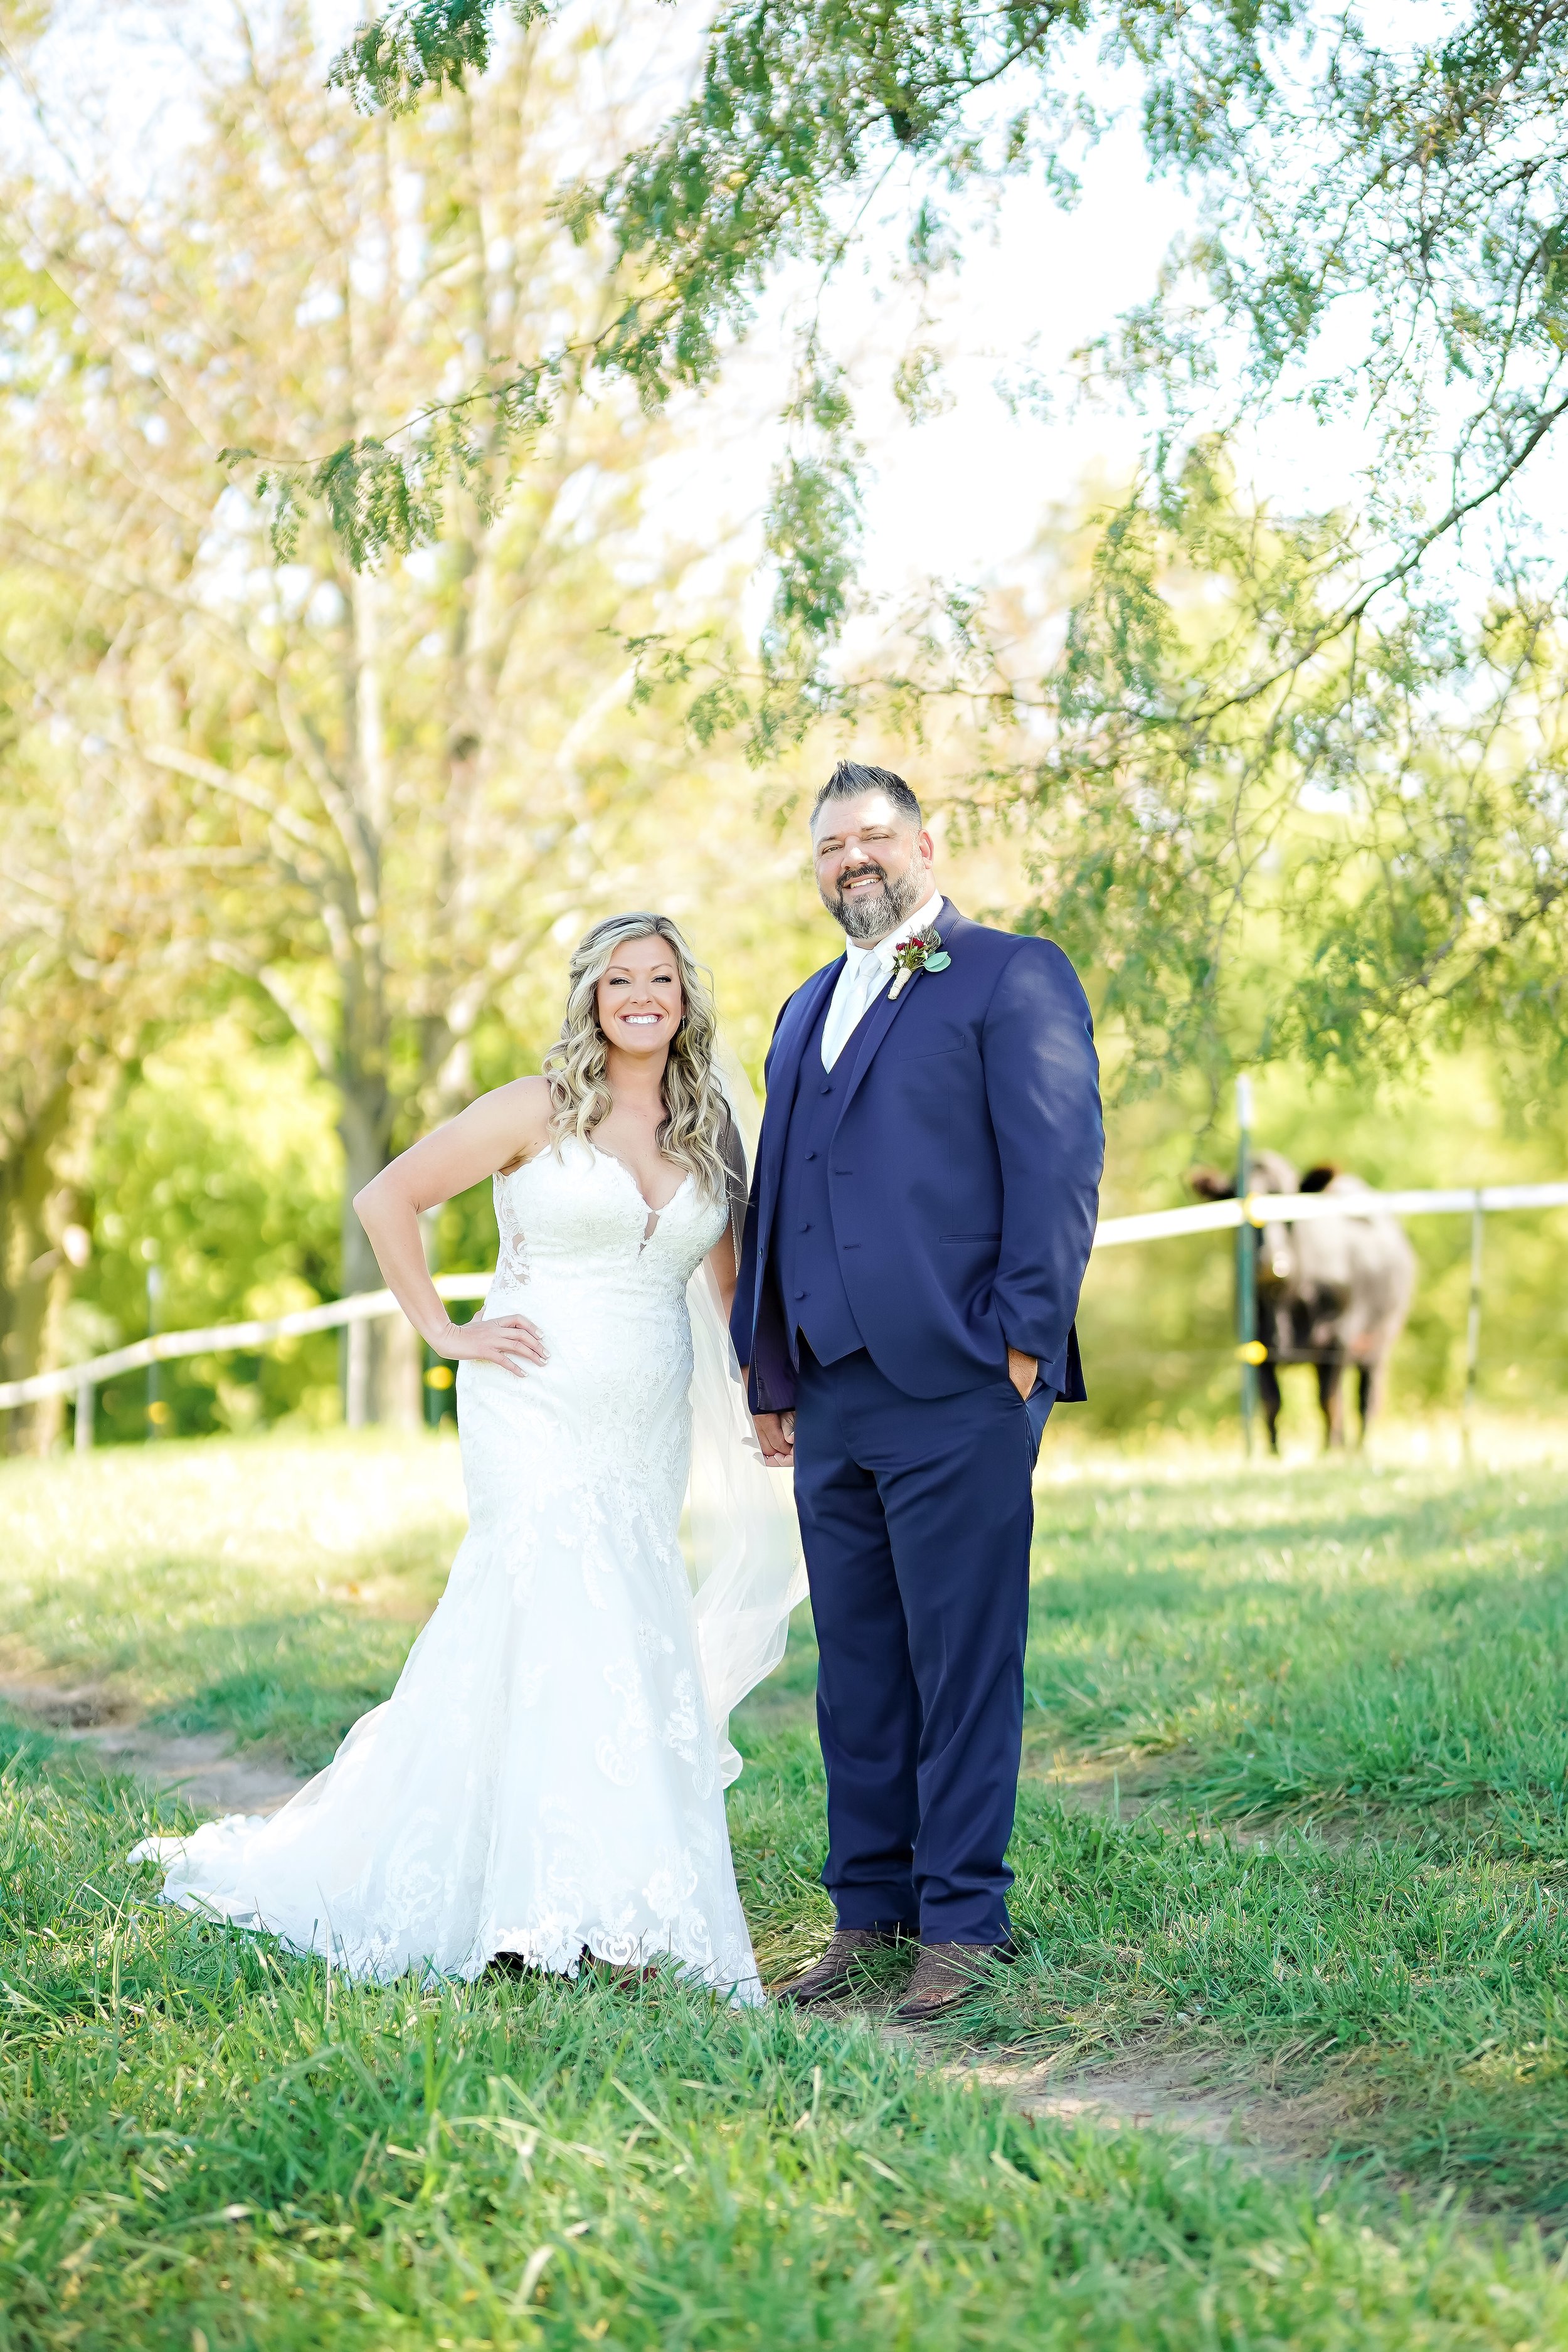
left=135, top=760, right=1103, bottom=2021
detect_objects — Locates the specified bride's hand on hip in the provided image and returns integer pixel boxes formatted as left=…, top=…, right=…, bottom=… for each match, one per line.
left=442, top=1312, right=548, bottom=1375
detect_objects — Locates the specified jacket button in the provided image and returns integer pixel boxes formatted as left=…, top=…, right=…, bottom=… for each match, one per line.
left=798, top=1222, right=811, bottom=1233
left=804, top=1150, right=817, bottom=1162
left=793, top=1289, right=807, bottom=1301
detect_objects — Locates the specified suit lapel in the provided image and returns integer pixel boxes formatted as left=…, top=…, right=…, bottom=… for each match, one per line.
left=754, top=958, right=842, bottom=1266
left=835, top=898, right=962, bottom=1122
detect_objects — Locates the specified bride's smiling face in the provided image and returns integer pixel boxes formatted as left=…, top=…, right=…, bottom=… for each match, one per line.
left=595, top=935, right=685, bottom=1057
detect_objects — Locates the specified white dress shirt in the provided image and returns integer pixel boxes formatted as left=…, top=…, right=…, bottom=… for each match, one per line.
left=820, top=887, right=945, bottom=1071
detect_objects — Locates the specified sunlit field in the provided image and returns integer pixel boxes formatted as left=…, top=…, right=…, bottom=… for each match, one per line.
left=6, top=1424, right=1568, bottom=2346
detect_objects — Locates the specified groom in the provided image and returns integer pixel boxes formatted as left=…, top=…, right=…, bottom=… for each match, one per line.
left=731, top=760, right=1103, bottom=2019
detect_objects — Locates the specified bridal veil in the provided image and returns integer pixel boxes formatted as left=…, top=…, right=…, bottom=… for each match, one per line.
left=686, top=1044, right=808, bottom=1784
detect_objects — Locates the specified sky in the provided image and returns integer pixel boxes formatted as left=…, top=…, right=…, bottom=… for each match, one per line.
left=661, top=125, right=1181, bottom=616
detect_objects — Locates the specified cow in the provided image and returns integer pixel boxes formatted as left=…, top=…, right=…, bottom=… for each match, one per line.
left=1190, top=1152, right=1417, bottom=1451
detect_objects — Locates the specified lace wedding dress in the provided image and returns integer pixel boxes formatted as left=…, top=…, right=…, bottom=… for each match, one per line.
left=132, top=1138, right=800, bottom=2001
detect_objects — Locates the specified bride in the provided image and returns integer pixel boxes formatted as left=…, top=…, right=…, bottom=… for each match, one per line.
left=132, top=914, right=803, bottom=2001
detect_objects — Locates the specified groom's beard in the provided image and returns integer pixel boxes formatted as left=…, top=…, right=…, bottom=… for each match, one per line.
left=824, top=861, right=926, bottom=944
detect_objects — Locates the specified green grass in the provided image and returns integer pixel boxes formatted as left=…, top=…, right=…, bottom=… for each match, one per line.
left=0, top=1436, right=462, bottom=1771
left=6, top=1426, right=1568, bottom=2345
left=1015, top=1456, right=1568, bottom=1821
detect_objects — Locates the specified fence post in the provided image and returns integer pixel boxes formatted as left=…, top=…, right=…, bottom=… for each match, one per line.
left=345, top=1313, right=371, bottom=1429
left=74, top=1377, right=94, bottom=1454
left=145, top=1252, right=164, bottom=1438
left=1235, top=1074, right=1257, bottom=1458
left=420, top=1208, right=441, bottom=1431
left=1463, top=1189, right=1485, bottom=1459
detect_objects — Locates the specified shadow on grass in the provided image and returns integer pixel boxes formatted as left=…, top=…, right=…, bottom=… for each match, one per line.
left=1022, top=1463, right=1568, bottom=1827
left=992, top=1790, right=1568, bottom=2217
left=147, top=1608, right=418, bottom=1772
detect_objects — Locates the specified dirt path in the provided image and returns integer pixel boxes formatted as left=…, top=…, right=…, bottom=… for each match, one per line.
left=2, top=1676, right=306, bottom=1816
left=75, top=1722, right=306, bottom=1814
left=948, top=2046, right=1340, bottom=2176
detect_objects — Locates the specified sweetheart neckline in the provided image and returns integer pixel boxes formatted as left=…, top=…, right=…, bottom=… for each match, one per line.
left=498, top=1138, right=697, bottom=1222
left=587, top=1143, right=694, bottom=1222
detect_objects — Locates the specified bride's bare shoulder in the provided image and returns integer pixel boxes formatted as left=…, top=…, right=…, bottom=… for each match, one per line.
left=482, top=1075, right=553, bottom=1175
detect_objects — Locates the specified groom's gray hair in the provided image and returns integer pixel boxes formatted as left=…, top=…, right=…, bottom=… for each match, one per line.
left=812, top=759, right=922, bottom=829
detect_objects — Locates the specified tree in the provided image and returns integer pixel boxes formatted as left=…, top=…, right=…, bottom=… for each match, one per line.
left=331, top=0, right=1568, bottom=601
left=319, top=0, right=1568, bottom=1092
left=0, top=3, right=754, bottom=1418
left=0, top=565, right=180, bottom=1446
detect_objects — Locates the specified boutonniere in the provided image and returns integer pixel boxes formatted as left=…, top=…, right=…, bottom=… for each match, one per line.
left=887, top=926, right=951, bottom=999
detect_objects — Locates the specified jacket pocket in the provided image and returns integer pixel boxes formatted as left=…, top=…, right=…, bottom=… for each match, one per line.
left=883, top=1037, right=971, bottom=1066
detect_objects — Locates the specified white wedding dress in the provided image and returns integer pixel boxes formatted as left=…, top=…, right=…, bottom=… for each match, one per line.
left=132, top=1138, right=802, bottom=2002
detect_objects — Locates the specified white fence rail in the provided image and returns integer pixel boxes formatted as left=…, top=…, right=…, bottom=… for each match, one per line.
left=1091, top=1182, right=1568, bottom=1250
left=0, top=1275, right=489, bottom=1432
left=4, top=1184, right=1565, bottom=1440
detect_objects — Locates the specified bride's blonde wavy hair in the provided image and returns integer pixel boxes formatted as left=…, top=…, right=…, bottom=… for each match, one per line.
left=543, top=913, right=733, bottom=1209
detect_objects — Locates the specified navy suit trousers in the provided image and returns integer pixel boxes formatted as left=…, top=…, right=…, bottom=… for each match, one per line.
left=792, top=1344, right=1045, bottom=1946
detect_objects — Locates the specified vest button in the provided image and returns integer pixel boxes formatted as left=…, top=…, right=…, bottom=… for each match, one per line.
left=793, top=1289, right=807, bottom=1301
left=798, top=1222, right=811, bottom=1233
left=804, top=1150, right=817, bottom=1162
left=820, top=1083, right=832, bottom=1095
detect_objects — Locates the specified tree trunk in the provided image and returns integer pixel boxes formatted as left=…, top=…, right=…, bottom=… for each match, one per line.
left=333, top=551, right=428, bottom=1430
left=0, top=1086, right=73, bottom=1454
left=376, top=1300, right=427, bottom=1431
left=337, top=1055, right=424, bottom=1436
left=337, top=1082, right=418, bottom=1429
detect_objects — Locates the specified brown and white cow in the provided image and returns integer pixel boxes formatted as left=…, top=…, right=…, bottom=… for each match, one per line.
left=1191, top=1152, right=1417, bottom=1450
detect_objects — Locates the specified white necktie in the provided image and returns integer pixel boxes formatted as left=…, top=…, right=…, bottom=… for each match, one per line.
left=822, top=951, right=886, bottom=1071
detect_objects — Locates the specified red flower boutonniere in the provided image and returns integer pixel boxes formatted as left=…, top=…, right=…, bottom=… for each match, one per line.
left=887, top=927, right=952, bottom=1000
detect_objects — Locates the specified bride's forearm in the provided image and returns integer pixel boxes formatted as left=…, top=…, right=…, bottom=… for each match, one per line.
left=352, top=1175, right=457, bottom=1351
left=349, top=1076, right=548, bottom=1357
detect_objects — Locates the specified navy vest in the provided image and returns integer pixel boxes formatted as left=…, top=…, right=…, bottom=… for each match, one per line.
left=770, top=983, right=866, bottom=1367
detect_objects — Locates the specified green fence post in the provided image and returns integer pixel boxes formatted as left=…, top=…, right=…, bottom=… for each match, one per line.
left=144, top=1250, right=164, bottom=1438
left=1235, top=1074, right=1257, bottom=1458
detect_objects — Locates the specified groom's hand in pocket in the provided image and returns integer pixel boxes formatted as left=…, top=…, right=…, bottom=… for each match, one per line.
left=1007, top=1348, right=1037, bottom=1401
left=751, top=1409, right=796, bottom=1467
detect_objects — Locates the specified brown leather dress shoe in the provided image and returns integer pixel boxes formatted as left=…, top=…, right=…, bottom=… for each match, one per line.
left=776, top=1927, right=909, bottom=2006
left=894, top=1941, right=995, bottom=2021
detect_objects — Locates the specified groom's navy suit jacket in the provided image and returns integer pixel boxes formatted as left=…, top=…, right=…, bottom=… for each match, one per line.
left=731, top=902, right=1103, bottom=1432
